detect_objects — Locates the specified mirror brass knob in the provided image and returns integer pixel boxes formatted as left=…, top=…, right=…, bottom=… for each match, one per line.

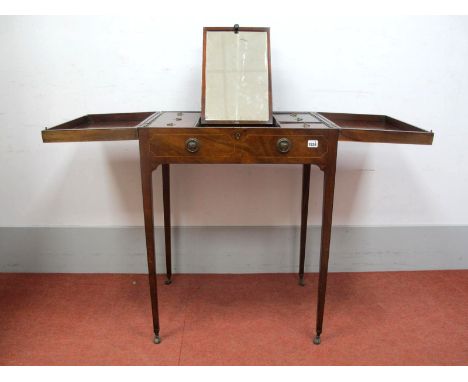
left=185, top=138, right=200, bottom=153
left=277, top=138, right=291, bottom=153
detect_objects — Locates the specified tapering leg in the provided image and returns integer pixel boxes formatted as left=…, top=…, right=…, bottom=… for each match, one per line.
left=140, top=158, right=161, bottom=344
left=298, top=164, right=311, bottom=286
left=314, top=162, right=337, bottom=345
left=162, top=164, right=172, bottom=285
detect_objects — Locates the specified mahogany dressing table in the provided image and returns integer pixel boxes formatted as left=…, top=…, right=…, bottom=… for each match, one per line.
left=41, top=26, right=434, bottom=345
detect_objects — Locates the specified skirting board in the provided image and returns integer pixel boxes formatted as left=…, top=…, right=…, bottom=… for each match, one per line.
left=0, top=226, right=467, bottom=273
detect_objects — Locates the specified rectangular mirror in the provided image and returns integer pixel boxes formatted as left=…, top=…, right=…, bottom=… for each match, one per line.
left=201, top=27, right=273, bottom=125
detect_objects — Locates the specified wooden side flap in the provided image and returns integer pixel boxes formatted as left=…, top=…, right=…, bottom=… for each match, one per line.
left=42, top=112, right=156, bottom=143
left=317, top=112, right=434, bottom=145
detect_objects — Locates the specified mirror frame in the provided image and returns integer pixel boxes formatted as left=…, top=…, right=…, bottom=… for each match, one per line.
left=201, top=26, right=273, bottom=126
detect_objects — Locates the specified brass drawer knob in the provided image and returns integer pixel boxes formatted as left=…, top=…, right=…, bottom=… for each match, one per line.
left=276, top=137, right=291, bottom=153
left=185, top=138, right=200, bottom=153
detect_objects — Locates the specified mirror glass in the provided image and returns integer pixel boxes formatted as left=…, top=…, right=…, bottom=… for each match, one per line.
left=203, top=30, right=271, bottom=123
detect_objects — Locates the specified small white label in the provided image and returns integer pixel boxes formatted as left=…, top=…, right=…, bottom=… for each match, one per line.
left=307, top=139, right=318, bottom=148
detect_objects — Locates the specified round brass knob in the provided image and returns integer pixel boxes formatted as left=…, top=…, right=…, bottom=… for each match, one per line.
left=276, top=137, right=292, bottom=153
left=185, top=138, right=200, bottom=153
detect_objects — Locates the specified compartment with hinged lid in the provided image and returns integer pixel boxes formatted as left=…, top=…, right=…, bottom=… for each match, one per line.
left=41, top=112, right=156, bottom=142
left=317, top=112, right=433, bottom=145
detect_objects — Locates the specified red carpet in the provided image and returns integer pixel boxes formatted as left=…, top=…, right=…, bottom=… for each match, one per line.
left=0, top=271, right=467, bottom=365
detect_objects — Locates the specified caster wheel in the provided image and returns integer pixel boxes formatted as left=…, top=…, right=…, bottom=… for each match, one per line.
left=313, top=335, right=321, bottom=345
left=164, top=278, right=172, bottom=285
left=298, top=277, right=305, bottom=287
left=154, top=335, right=161, bottom=344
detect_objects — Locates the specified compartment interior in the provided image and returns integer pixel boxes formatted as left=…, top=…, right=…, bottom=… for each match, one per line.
left=48, top=112, right=155, bottom=130
left=318, top=112, right=425, bottom=132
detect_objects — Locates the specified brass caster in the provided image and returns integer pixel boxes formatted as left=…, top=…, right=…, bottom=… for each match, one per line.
left=154, top=335, right=161, bottom=344
left=313, top=335, right=321, bottom=345
left=164, top=278, right=172, bottom=285
left=298, top=277, right=305, bottom=287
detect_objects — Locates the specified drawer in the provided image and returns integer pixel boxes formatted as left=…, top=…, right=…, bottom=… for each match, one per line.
left=148, top=132, right=235, bottom=159
left=240, top=133, right=330, bottom=160
left=143, top=127, right=338, bottom=165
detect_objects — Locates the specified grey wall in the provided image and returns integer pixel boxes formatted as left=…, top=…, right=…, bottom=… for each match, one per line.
left=1, top=226, right=466, bottom=273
